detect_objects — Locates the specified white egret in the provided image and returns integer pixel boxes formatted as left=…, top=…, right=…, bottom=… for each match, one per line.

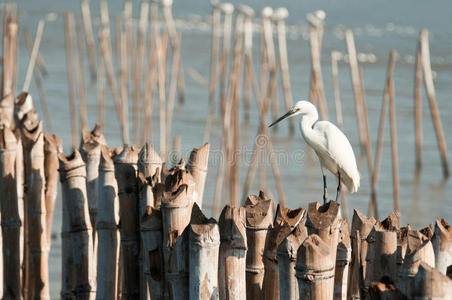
left=269, top=100, right=360, bottom=203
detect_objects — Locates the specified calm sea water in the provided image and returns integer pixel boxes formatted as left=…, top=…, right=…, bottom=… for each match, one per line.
left=10, top=0, right=452, bottom=297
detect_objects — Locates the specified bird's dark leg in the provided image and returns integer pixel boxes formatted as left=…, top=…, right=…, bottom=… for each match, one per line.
left=336, top=171, right=341, bottom=202
left=323, top=175, right=328, bottom=203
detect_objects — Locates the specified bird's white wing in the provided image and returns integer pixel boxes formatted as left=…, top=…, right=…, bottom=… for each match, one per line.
left=312, top=121, right=360, bottom=192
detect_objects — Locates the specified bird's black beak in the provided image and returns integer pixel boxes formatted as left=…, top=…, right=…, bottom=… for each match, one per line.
left=269, top=109, right=296, bottom=128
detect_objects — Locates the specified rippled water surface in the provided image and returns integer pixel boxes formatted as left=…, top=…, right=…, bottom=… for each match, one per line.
left=10, top=0, right=452, bottom=297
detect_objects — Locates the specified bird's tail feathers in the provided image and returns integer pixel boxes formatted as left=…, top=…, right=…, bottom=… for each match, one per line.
left=340, top=168, right=360, bottom=193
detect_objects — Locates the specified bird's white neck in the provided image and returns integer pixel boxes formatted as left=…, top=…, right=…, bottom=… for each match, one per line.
left=300, top=112, right=319, bottom=145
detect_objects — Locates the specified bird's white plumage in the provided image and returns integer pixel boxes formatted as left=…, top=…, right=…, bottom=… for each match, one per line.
left=278, top=100, right=360, bottom=193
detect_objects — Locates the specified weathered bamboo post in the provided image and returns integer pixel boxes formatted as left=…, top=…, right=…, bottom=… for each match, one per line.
left=75, top=17, right=89, bottom=133
left=306, top=201, right=341, bottom=263
left=186, top=143, right=209, bottom=209
left=396, top=226, right=411, bottom=272
left=21, top=117, right=50, bottom=299
left=331, top=51, right=343, bottom=130
left=244, top=191, right=274, bottom=299
left=23, top=27, right=48, bottom=77
left=59, top=150, right=96, bottom=300
left=273, top=7, right=295, bottom=134
left=396, top=230, right=435, bottom=297
left=156, top=32, right=168, bottom=160
left=97, top=55, right=105, bottom=129
left=348, top=209, right=376, bottom=299
left=44, top=133, right=62, bottom=246
left=0, top=126, right=21, bottom=299
left=218, top=205, right=247, bottom=300
left=277, top=217, right=308, bottom=300
left=138, top=143, right=163, bottom=214
left=414, top=34, right=423, bottom=173
left=188, top=204, right=220, bottom=299
left=96, top=146, right=120, bottom=300
left=412, top=261, right=452, bottom=299
left=61, top=186, right=75, bottom=300
left=80, top=0, right=97, bottom=81
left=219, top=3, right=234, bottom=116
left=296, top=234, right=335, bottom=300
left=80, top=124, right=106, bottom=236
left=21, top=20, right=45, bottom=93
left=166, top=34, right=182, bottom=148
left=114, top=146, right=141, bottom=299
left=161, top=179, right=194, bottom=299
left=334, top=220, right=351, bottom=300
left=431, top=218, right=452, bottom=274
left=419, top=29, right=449, bottom=178
left=263, top=206, right=305, bottom=300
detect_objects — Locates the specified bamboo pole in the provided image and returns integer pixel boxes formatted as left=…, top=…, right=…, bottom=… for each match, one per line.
left=188, top=204, right=220, bottom=299
left=59, top=150, right=96, bottom=300
left=431, top=218, right=452, bottom=275
left=331, top=51, right=343, bottom=130
left=141, top=206, right=165, bottom=299
left=64, top=12, right=79, bottom=148
left=44, top=133, right=62, bottom=247
left=412, top=261, right=452, bottom=298
left=97, top=55, right=105, bottom=129
left=156, top=32, right=168, bottom=160
left=187, top=143, right=209, bottom=208
left=15, top=128, right=25, bottom=299
left=96, top=146, right=120, bottom=300
left=277, top=217, right=308, bottom=300
left=170, top=135, right=181, bottom=167
left=263, top=206, right=305, bottom=300
left=22, top=119, right=50, bottom=299
left=166, top=34, right=182, bottom=148
left=119, top=26, right=129, bottom=149
left=123, top=1, right=132, bottom=82
left=273, top=7, right=295, bottom=134
left=80, top=0, right=97, bottom=81
left=61, top=183, right=75, bottom=300
left=419, top=29, right=449, bottom=178
left=1, top=11, right=18, bottom=128
left=133, top=1, right=149, bottom=144
left=414, top=34, right=423, bottom=172
left=296, top=234, right=335, bottom=300
left=334, top=220, right=351, bottom=300
left=114, top=146, right=141, bottom=299
left=138, top=143, right=162, bottom=216
left=23, top=27, right=48, bottom=77
left=22, top=20, right=45, bottom=93
left=219, top=3, right=234, bottom=117
left=75, top=17, right=89, bottom=132
left=244, top=191, right=274, bottom=299
left=0, top=126, right=21, bottom=299
left=348, top=209, right=376, bottom=299
left=218, top=205, right=247, bottom=300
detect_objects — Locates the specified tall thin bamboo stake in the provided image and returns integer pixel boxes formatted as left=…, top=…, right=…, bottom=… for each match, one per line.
left=123, top=1, right=132, bottom=82
left=244, top=191, right=274, bottom=299
left=334, top=220, right=351, bottom=300
left=331, top=51, right=343, bottom=130
left=80, top=0, right=97, bottom=81
left=23, top=27, right=53, bottom=133
left=219, top=3, right=234, bottom=116
left=59, top=150, right=96, bottom=300
left=277, top=217, right=308, bottom=300
left=166, top=34, right=182, bottom=148
left=22, top=20, right=45, bottom=93
left=1, top=10, right=18, bottom=128
left=263, top=206, right=305, bottom=300
left=23, top=27, right=48, bottom=77
left=44, top=133, right=62, bottom=247
left=296, top=234, right=335, bottom=300
left=156, top=32, right=168, bottom=160
left=61, top=183, right=75, bottom=300
left=22, top=119, right=50, bottom=299
left=97, top=146, right=120, bottom=300
left=97, top=55, right=105, bottom=129
left=75, top=17, right=89, bottom=132
left=188, top=204, right=220, bottom=299
left=187, top=143, right=209, bottom=208
left=414, top=33, right=423, bottom=173
left=274, top=7, right=295, bottom=134
left=133, top=1, right=149, bottom=144
left=0, top=126, right=21, bottom=299
left=419, top=29, right=449, bottom=178
left=119, top=26, right=129, bottom=148
left=114, top=146, right=141, bottom=299
left=431, top=218, right=452, bottom=275
left=64, top=12, right=79, bottom=148
left=218, top=205, right=247, bottom=300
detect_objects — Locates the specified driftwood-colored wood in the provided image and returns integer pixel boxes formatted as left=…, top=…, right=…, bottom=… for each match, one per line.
left=412, top=262, right=452, bottom=299
left=138, top=143, right=163, bottom=212
left=414, top=35, right=423, bottom=172
left=277, top=217, right=308, bottom=300
left=188, top=204, right=220, bottom=299
left=218, top=3, right=234, bottom=117
left=141, top=206, right=165, bottom=300
left=263, top=206, right=305, bottom=300
left=22, top=20, right=45, bottom=93
left=0, top=127, right=22, bottom=299
left=244, top=191, right=274, bottom=299
left=22, top=26, right=48, bottom=77
left=44, top=133, right=62, bottom=247
left=114, top=146, right=141, bottom=299
left=334, top=220, right=351, bottom=300
left=80, top=0, right=97, bottom=81
left=368, top=280, right=407, bottom=300
left=187, top=143, right=209, bottom=208
left=22, top=118, right=50, bottom=299
left=96, top=146, right=120, bottom=300
left=432, top=218, right=452, bottom=274
left=59, top=150, right=96, bottom=300
left=218, top=205, right=247, bottom=300
left=296, top=234, right=335, bottom=300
